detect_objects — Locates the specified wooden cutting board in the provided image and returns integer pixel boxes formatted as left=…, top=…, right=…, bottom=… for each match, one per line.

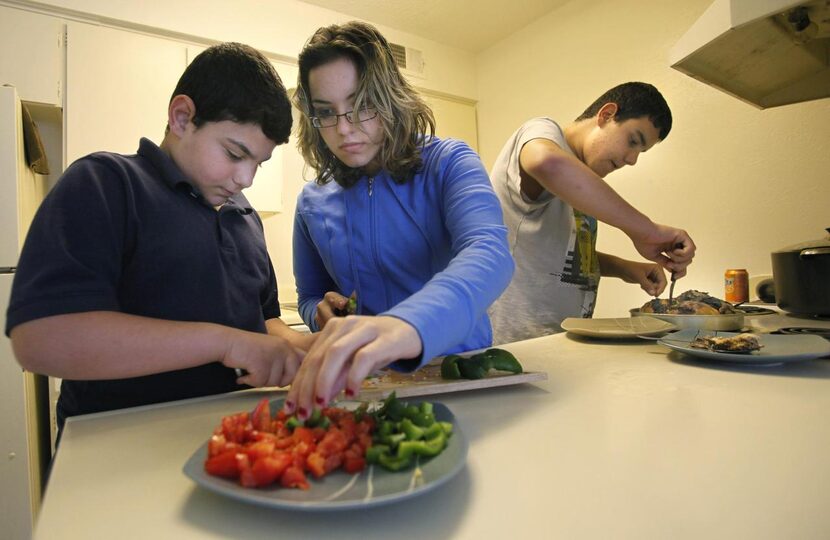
left=358, top=362, right=547, bottom=400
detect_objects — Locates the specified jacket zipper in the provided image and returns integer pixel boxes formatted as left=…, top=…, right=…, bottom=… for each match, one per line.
left=368, top=176, right=388, bottom=306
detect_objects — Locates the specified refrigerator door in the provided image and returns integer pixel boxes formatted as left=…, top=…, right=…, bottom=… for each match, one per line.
left=0, top=274, right=36, bottom=539
left=0, top=84, right=51, bottom=540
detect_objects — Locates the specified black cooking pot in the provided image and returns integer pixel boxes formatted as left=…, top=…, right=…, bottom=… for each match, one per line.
left=771, top=227, right=830, bottom=316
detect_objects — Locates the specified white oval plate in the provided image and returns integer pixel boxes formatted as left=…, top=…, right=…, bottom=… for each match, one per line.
left=658, top=330, right=830, bottom=365
left=562, top=316, right=677, bottom=338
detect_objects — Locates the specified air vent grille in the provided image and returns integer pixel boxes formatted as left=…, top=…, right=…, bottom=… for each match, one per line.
left=389, top=42, right=407, bottom=69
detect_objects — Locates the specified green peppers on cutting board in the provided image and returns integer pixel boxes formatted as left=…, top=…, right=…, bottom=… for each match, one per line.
left=440, top=348, right=523, bottom=380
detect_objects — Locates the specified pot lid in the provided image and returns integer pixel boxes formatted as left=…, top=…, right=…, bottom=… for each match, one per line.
left=773, top=227, right=830, bottom=252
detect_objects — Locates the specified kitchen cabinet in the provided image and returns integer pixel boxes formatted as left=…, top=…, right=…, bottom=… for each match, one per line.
left=423, top=91, right=478, bottom=151
left=69, top=37, right=294, bottom=216
left=65, top=22, right=187, bottom=163
left=0, top=6, right=63, bottom=106
left=245, top=59, right=298, bottom=215
left=60, top=21, right=476, bottom=217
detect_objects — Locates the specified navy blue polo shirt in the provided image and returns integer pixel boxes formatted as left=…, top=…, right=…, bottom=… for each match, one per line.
left=6, top=138, right=281, bottom=424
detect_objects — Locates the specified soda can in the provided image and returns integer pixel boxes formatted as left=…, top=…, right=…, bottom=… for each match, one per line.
left=724, top=269, right=749, bottom=304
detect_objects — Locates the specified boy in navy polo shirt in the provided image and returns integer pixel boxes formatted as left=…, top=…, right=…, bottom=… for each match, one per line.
left=6, top=43, right=309, bottom=430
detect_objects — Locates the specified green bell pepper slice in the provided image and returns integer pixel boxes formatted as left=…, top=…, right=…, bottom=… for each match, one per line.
left=440, top=354, right=463, bottom=379
left=378, top=452, right=412, bottom=471
left=365, top=444, right=390, bottom=464
left=480, top=348, right=523, bottom=373
left=400, top=417, right=425, bottom=441
left=379, top=432, right=406, bottom=448
left=421, top=422, right=444, bottom=441
left=457, top=357, right=487, bottom=379
left=379, top=392, right=406, bottom=421
left=396, top=432, right=447, bottom=459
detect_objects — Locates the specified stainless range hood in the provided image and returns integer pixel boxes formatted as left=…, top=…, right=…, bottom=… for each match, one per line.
left=670, top=0, right=830, bottom=109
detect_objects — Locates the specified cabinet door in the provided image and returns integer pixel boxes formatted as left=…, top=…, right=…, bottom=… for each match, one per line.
left=245, top=60, right=299, bottom=215
left=0, top=6, right=63, bottom=105
left=423, top=93, right=478, bottom=151
left=65, top=22, right=187, bottom=163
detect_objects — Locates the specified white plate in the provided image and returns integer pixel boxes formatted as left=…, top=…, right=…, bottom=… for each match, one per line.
left=630, top=308, right=744, bottom=331
left=183, top=399, right=467, bottom=511
left=658, top=330, right=830, bottom=366
left=561, top=316, right=677, bottom=338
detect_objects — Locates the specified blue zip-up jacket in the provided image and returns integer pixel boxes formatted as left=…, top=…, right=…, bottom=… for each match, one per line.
left=293, top=137, right=514, bottom=368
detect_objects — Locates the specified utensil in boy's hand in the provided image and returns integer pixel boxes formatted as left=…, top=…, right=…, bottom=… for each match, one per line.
left=665, top=241, right=684, bottom=304
left=668, top=271, right=677, bottom=305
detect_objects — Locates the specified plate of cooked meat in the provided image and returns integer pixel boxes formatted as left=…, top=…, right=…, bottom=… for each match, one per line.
left=657, top=329, right=830, bottom=365
left=630, top=290, right=775, bottom=331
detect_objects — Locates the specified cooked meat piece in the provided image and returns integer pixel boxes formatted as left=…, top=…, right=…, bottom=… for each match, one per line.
left=673, top=301, right=719, bottom=315
left=639, top=298, right=719, bottom=315
left=639, top=290, right=740, bottom=315
left=641, top=298, right=670, bottom=314
left=675, top=289, right=738, bottom=313
left=674, top=289, right=709, bottom=303
left=690, top=333, right=762, bottom=353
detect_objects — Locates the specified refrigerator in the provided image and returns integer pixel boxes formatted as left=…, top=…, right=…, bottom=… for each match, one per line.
left=0, top=85, right=54, bottom=540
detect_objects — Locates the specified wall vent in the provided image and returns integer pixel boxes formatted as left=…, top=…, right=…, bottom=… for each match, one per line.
left=389, top=42, right=425, bottom=77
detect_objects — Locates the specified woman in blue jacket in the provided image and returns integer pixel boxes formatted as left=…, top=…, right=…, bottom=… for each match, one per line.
left=285, top=21, right=513, bottom=418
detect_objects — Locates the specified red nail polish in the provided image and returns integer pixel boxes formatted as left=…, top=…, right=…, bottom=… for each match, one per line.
left=298, top=407, right=308, bottom=418
left=344, top=388, right=355, bottom=398
left=284, top=400, right=294, bottom=410
left=315, top=396, right=325, bottom=405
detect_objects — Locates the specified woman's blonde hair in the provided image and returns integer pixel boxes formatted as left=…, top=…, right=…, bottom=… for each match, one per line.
left=294, top=21, right=435, bottom=187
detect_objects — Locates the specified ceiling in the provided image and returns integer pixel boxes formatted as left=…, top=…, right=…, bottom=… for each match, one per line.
left=297, top=0, right=570, bottom=52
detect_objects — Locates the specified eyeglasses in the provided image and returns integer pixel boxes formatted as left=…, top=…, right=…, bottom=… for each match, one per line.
left=310, top=107, right=378, bottom=128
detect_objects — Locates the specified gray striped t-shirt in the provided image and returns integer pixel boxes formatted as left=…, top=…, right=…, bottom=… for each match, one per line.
left=487, top=117, right=599, bottom=344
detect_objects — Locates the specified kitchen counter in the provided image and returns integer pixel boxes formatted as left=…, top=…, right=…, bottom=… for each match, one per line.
left=34, top=328, right=830, bottom=539
left=278, top=305, right=304, bottom=327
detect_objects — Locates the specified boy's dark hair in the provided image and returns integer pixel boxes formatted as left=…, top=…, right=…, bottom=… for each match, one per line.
left=170, top=42, right=292, bottom=144
left=576, top=82, right=672, bottom=140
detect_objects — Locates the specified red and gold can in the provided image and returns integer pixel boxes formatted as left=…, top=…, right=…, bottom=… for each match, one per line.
left=724, top=268, right=749, bottom=304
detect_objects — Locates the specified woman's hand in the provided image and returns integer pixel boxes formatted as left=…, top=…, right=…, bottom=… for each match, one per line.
left=283, top=315, right=422, bottom=420
left=314, top=291, right=352, bottom=330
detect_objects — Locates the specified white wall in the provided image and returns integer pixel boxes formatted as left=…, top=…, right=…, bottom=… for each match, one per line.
left=475, top=0, right=830, bottom=317
left=15, top=0, right=828, bottom=315
left=11, top=0, right=478, bottom=302
left=28, top=0, right=478, bottom=98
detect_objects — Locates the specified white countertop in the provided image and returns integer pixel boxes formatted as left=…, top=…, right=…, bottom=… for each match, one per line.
left=278, top=306, right=304, bottom=327
left=34, top=326, right=830, bottom=539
